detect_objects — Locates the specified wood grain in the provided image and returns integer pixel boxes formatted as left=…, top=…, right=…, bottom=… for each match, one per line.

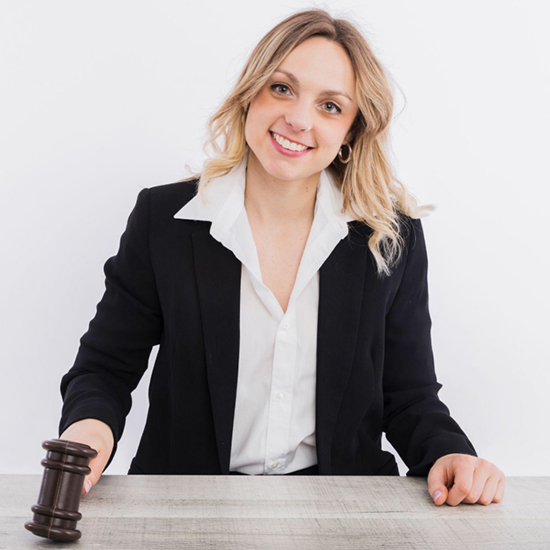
left=3, top=474, right=549, bottom=549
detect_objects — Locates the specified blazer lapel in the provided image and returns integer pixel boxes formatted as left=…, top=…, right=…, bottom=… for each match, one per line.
left=316, top=225, right=370, bottom=474
left=191, top=223, right=371, bottom=475
left=192, top=227, right=242, bottom=474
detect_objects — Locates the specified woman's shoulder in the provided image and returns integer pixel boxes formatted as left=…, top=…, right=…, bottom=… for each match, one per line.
left=149, top=177, right=199, bottom=200
left=146, top=178, right=200, bottom=218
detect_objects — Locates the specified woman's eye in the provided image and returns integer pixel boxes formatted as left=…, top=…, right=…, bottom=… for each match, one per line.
left=271, top=84, right=290, bottom=95
left=270, top=84, right=342, bottom=115
left=323, top=102, right=342, bottom=115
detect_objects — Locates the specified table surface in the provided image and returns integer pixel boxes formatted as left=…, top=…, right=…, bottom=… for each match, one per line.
left=2, top=474, right=549, bottom=549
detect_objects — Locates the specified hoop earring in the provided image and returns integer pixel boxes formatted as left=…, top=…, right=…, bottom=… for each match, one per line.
left=338, top=143, right=352, bottom=164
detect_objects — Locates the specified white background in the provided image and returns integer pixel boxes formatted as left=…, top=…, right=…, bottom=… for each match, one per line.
left=1, top=0, right=548, bottom=476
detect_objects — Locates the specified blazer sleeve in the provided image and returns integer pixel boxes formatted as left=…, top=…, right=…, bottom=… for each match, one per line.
left=58, top=187, right=163, bottom=472
left=382, top=216, right=478, bottom=477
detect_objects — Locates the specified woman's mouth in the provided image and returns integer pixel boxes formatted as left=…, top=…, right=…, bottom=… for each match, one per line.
left=269, top=131, right=314, bottom=157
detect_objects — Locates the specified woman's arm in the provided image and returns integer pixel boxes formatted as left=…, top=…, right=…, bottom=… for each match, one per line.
left=382, top=216, right=477, bottom=477
left=58, top=187, right=163, bottom=472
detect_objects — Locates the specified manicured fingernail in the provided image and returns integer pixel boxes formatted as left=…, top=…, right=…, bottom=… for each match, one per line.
left=85, top=480, right=91, bottom=494
left=433, top=491, right=441, bottom=501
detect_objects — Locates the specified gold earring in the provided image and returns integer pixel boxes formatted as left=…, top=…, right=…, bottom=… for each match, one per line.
left=338, top=143, right=352, bottom=164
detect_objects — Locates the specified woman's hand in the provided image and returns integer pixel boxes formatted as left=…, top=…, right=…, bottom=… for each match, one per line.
left=428, top=453, right=505, bottom=506
left=59, top=418, right=115, bottom=495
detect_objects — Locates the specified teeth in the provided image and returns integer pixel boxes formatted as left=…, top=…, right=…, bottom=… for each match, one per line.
left=272, top=132, right=309, bottom=152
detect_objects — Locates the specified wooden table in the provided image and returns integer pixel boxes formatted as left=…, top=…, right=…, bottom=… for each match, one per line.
left=2, top=474, right=549, bottom=549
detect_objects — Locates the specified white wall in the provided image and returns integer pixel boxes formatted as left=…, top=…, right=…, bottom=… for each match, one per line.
left=2, top=0, right=548, bottom=476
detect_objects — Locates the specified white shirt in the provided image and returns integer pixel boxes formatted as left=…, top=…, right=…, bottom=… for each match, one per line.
left=173, top=147, right=355, bottom=474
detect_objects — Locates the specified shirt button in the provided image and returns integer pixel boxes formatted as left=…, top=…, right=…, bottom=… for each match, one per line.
left=270, top=462, right=279, bottom=469
left=282, top=322, right=289, bottom=330
left=276, top=393, right=285, bottom=400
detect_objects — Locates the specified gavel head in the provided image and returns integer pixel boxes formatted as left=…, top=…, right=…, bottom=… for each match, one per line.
left=24, top=438, right=98, bottom=541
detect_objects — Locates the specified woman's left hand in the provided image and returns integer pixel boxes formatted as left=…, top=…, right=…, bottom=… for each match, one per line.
left=427, top=453, right=505, bottom=506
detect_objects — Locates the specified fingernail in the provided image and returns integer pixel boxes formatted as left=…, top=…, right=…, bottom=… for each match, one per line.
left=433, top=490, right=441, bottom=501
left=85, top=480, right=91, bottom=494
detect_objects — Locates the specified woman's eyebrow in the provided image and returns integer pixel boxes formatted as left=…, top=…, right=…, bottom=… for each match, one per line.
left=273, top=69, right=353, bottom=102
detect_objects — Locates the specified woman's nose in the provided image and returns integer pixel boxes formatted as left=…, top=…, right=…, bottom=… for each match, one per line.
left=284, top=105, right=313, bottom=133
left=284, top=118, right=312, bottom=133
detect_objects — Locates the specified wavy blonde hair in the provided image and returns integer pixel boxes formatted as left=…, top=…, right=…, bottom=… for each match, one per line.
left=177, top=8, right=435, bottom=277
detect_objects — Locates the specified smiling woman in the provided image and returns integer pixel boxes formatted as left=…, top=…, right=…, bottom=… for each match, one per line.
left=58, top=7, right=504, bottom=507
left=180, top=9, right=433, bottom=277
left=244, top=36, right=359, bottom=200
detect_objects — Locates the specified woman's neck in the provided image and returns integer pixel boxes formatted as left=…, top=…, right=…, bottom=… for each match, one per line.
left=243, top=153, right=319, bottom=228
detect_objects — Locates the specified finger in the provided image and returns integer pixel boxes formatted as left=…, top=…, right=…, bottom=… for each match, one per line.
left=462, top=465, right=492, bottom=504
left=427, top=462, right=450, bottom=505
left=446, top=461, right=475, bottom=506
left=82, top=478, right=92, bottom=496
left=81, top=456, right=104, bottom=495
left=477, top=473, right=501, bottom=505
left=493, top=476, right=505, bottom=503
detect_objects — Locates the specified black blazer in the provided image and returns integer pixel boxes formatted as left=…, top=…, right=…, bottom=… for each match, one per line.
left=58, top=179, right=477, bottom=477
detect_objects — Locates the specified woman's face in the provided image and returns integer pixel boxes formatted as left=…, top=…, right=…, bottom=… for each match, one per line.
left=244, top=36, right=359, bottom=183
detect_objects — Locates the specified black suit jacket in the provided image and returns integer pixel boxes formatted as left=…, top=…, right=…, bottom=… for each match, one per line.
left=58, top=179, right=477, bottom=477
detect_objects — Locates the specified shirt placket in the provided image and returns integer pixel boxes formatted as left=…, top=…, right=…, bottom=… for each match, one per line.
left=263, top=305, right=297, bottom=473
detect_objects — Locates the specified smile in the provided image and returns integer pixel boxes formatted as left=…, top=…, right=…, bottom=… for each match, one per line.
left=269, top=131, right=314, bottom=157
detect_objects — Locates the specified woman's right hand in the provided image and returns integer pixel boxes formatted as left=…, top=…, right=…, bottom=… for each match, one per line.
left=59, top=418, right=115, bottom=495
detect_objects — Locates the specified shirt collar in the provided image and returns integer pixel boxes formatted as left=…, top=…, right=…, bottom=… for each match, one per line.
left=173, top=146, right=356, bottom=235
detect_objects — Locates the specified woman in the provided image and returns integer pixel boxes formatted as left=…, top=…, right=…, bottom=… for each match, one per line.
left=59, top=8, right=504, bottom=506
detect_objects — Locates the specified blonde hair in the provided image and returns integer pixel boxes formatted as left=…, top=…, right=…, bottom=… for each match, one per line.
left=177, top=8, right=435, bottom=277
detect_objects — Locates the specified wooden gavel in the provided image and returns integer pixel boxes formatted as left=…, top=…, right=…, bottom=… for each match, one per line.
left=24, top=438, right=98, bottom=541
